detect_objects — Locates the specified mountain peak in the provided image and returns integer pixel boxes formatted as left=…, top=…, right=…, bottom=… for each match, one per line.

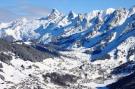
left=105, top=8, right=115, bottom=14
left=68, top=11, right=77, bottom=20
left=21, top=17, right=28, bottom=23
left=129, top=5, right=135, bottom=16
left=51, top=8, right=60, bottom=15
left=48, top=8, right=61, bottom=19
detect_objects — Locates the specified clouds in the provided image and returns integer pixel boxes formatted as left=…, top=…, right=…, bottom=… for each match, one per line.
left=0, top=7, right=50, bottom=22
left=15, top=0, right=51, bottom=17
left=0, top=0, right=50, bottom=22
left=0, top=8, right=18, bottom=22
left=20, top=5, right=51, bottom=17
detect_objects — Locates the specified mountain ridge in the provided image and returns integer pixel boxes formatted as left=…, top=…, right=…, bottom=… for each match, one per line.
left=0, top=7, right=135, bottom=62
left=0, top=6, right=135, bottom=89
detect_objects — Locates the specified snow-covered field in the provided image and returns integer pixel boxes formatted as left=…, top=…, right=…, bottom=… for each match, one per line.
left=0, top=50, right=132, bottom=89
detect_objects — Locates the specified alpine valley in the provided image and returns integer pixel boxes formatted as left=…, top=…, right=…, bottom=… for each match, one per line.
left=0, top=6, right=135, bottom=89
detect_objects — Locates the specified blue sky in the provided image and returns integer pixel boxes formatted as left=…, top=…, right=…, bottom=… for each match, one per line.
left=0, top=0, right=135, bottom=22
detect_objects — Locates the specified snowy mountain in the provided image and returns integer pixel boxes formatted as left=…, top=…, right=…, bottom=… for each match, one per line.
left=0, top=6, right=135, bottom=89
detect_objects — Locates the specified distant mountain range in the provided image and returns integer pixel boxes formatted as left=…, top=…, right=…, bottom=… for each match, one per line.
left=0, top=6, right=135, bottom=89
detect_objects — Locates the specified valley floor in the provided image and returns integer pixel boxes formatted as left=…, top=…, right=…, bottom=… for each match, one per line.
left=0, top=51, right=131, bottom=89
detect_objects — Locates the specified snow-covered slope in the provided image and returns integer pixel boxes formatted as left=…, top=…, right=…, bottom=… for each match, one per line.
left=0, top=6, right=135, bottom=89
left=0, top=7, right=135, bottom=62
left=0, top=42, right=125, bottom=89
